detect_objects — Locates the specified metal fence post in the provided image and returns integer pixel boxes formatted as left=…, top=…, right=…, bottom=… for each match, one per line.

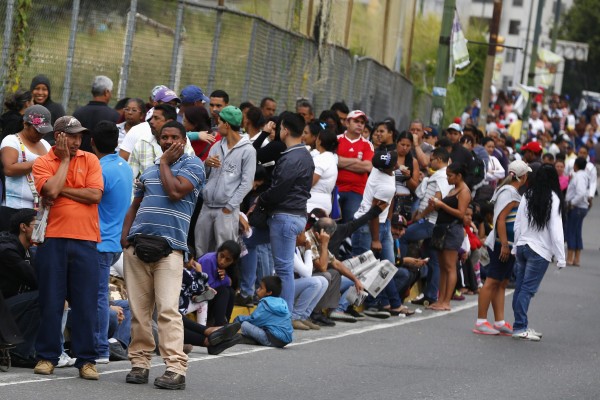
left=362, top=61, right=373, bottom=117
left=0, top=0, right=16, bottom=114
left=207, top=8, right=223, bottom=94
left=347, top=55, right=357, bottom=107
left=169, top=0, right=184, bottom=91
left=118, top=0, right=138, bottom=100
left=241, top=19, right=257, bottom=101
left=61, top=0, right=80, bottom=111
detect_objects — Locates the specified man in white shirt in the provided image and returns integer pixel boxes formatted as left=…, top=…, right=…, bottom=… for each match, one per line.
left=528, top=110, right=545, bottom=136
left=119, top=86, right=179, bottom=161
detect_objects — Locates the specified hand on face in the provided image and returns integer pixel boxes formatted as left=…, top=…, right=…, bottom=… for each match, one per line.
left=161, top=142, right=184, bottom=164
left=54, top=133, right=70, bottom=161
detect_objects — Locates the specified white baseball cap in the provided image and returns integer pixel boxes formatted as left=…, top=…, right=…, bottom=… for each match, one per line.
left=508, top=160, right=532, bottom=181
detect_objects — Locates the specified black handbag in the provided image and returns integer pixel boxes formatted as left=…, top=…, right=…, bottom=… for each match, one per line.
left=430, top=224, right=450, bottom=251
left=133, top=234, right=172, bottom=263
left=248, top=206, right=269, bottom=230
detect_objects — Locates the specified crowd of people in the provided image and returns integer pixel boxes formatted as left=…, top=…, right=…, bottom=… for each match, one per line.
left=0, top=75, right=598, bottom=388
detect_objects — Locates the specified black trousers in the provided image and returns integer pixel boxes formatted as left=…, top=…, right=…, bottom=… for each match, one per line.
left=207, top=286, right=234, bottom=326
left=3, top=291, right=39, bottom=360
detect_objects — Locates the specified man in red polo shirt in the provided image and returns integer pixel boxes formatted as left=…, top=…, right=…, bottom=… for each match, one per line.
left=336, top=110, right=374, bottom=223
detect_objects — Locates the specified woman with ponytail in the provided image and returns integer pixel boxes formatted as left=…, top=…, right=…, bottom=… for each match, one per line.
left=511, top=164, right=565, bottom=341
left=473, top=160, right=530, bottom=336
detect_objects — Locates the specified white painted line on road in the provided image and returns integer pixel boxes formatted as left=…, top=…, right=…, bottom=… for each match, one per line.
left=2, top=292, right=511, bottom=387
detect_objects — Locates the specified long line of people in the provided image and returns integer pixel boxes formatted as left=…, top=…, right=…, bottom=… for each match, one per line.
left=0, top=76, right=598, bottom=387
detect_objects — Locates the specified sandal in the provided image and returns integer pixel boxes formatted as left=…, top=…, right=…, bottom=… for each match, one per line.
left=396, top=306, right=415, bottom=316
left=389, top=306, right=415, bottom=316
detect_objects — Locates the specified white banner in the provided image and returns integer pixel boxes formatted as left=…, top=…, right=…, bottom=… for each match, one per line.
left=449, top=9, right=470, bottom=83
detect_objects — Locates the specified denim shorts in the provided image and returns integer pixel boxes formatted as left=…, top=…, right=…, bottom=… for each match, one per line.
left=486, top=243, right=515, bottom=281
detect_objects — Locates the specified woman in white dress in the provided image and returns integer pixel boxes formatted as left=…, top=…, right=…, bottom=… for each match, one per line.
left=306, top=129, right=338, bottom=215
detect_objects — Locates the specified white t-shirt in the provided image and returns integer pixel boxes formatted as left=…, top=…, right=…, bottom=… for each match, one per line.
left=119, top=121, right=150, bottom=154
left=1, top=134, right=51, bottom=208
left=354, top=168, right=395, bottom=223
left=306, top=151, right=338, bottom=214
left=528, top=118, right=545, bottom=135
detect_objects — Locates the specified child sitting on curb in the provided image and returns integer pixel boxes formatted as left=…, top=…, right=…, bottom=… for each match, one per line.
left=235, top=276, right=293, bottom=348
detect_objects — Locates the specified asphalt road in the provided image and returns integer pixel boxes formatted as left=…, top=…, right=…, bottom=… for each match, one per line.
left=2, top=205, right=599, bottom=400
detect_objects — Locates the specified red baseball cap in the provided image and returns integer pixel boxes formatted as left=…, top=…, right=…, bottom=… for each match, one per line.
left=521, top=141, right=543, bottom=154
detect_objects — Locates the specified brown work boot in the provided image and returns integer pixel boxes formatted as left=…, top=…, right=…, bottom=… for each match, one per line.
left=78, top=362, right=99, bottom=380
left=154, top=370, right=186, bottom=390
left=126, top=367, right=149, bottom=384
left=33, top=360, right=54, bottom=375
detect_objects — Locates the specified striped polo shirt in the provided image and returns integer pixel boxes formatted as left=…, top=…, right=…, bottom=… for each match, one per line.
left=128, top=153, right=205, bottom=252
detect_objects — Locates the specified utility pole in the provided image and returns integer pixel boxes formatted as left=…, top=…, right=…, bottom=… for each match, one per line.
left=548, top=0, right=561, bottom=95
left=344, top=0, right=354, bottom=48
left=429, top=0, right=456, bottom=131
left=520, top=0, right=536, bottom=83
left=521, top=0, right=545, bottom=143
left=405, top=0, right=418, bottom=79
left=479, top=0, right=503, bottom=128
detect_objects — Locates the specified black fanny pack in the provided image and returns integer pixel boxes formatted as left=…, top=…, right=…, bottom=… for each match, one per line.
left=133, top=234, right=172, bottom=263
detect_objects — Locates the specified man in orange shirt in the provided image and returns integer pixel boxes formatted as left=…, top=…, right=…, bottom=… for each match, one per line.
left=31, top=116, right=104, bottom=380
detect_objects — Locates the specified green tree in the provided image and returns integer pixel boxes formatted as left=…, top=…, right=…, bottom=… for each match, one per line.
left=559, top=0, right=600, bottom=95
left=410, top=14, right=487, bottom=126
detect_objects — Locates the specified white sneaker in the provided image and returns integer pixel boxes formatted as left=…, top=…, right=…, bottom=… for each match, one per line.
left=530, top=328, right=543, bottom=338
left=512, top=328, right=541, bottom=342
left=96, top=357, right=110, bottom=364
left=57, top=352, right=76, bottom=367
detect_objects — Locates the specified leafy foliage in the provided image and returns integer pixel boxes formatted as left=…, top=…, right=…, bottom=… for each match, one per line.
left=410, top=14, right=487, bottom=126
left=7, top=0, right=33, bottom=93
left=559, top=0, right=600, bottom=94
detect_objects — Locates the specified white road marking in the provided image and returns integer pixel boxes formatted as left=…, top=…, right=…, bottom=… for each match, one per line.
left=2, top=293, right=506, bottom=387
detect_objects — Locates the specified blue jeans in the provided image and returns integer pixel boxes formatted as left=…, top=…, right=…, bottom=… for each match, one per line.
left=293, top=276, right=328, bottom=320
left=269, top=213, right=306, bottom=313
left=566, top=207, right=587, bottom=250
left=96, top=251, right=121, bottom=359
left=338, top=190, right=363, bottom=224
left=400, top=219, right=439, bottom=301
left=239, top=227, right=270, bottom=297
left=351, top=220, right=394, bottom=263
left=35, top=238, right=99, bottom=368
left=108, top=299, right=131, bottom=348
left=351, top=220, right=401, bottom=308
left=512, top=245, right=550, bottom=333
left=241, top=321, right=272, bottom=346
left=256, top=244, right=274, bottom=287
left=337, top=276, right=355, bottom=311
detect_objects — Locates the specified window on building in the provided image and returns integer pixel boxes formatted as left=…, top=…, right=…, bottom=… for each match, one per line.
left=502, top=76, right=513, bottom=90
left=505, top=48, right=517, bottom=63
left=513, top=0, right=524, bottom=6
left=508, top=20, right=521, bottom=35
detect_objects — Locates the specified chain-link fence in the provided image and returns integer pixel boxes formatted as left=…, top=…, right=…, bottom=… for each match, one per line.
left=0, top=0, right=430, bottom=127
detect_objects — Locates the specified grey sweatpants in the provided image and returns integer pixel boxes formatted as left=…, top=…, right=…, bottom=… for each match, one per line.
left=194, top=204, right=239, bottom=256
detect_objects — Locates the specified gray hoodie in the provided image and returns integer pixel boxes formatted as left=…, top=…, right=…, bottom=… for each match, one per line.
left=202, top=136, right=256, bottom=210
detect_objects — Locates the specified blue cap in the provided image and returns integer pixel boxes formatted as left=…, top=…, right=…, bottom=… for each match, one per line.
left=424, top=126, right=438, bottom=137
left=180, top=85, right=210, bottom=104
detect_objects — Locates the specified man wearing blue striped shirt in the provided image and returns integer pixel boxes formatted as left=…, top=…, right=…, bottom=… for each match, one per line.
left=121, top=121, right=205, bottom=390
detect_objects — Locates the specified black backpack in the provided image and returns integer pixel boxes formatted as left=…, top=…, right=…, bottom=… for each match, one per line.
left=467, top=151, right=486, bottom=191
